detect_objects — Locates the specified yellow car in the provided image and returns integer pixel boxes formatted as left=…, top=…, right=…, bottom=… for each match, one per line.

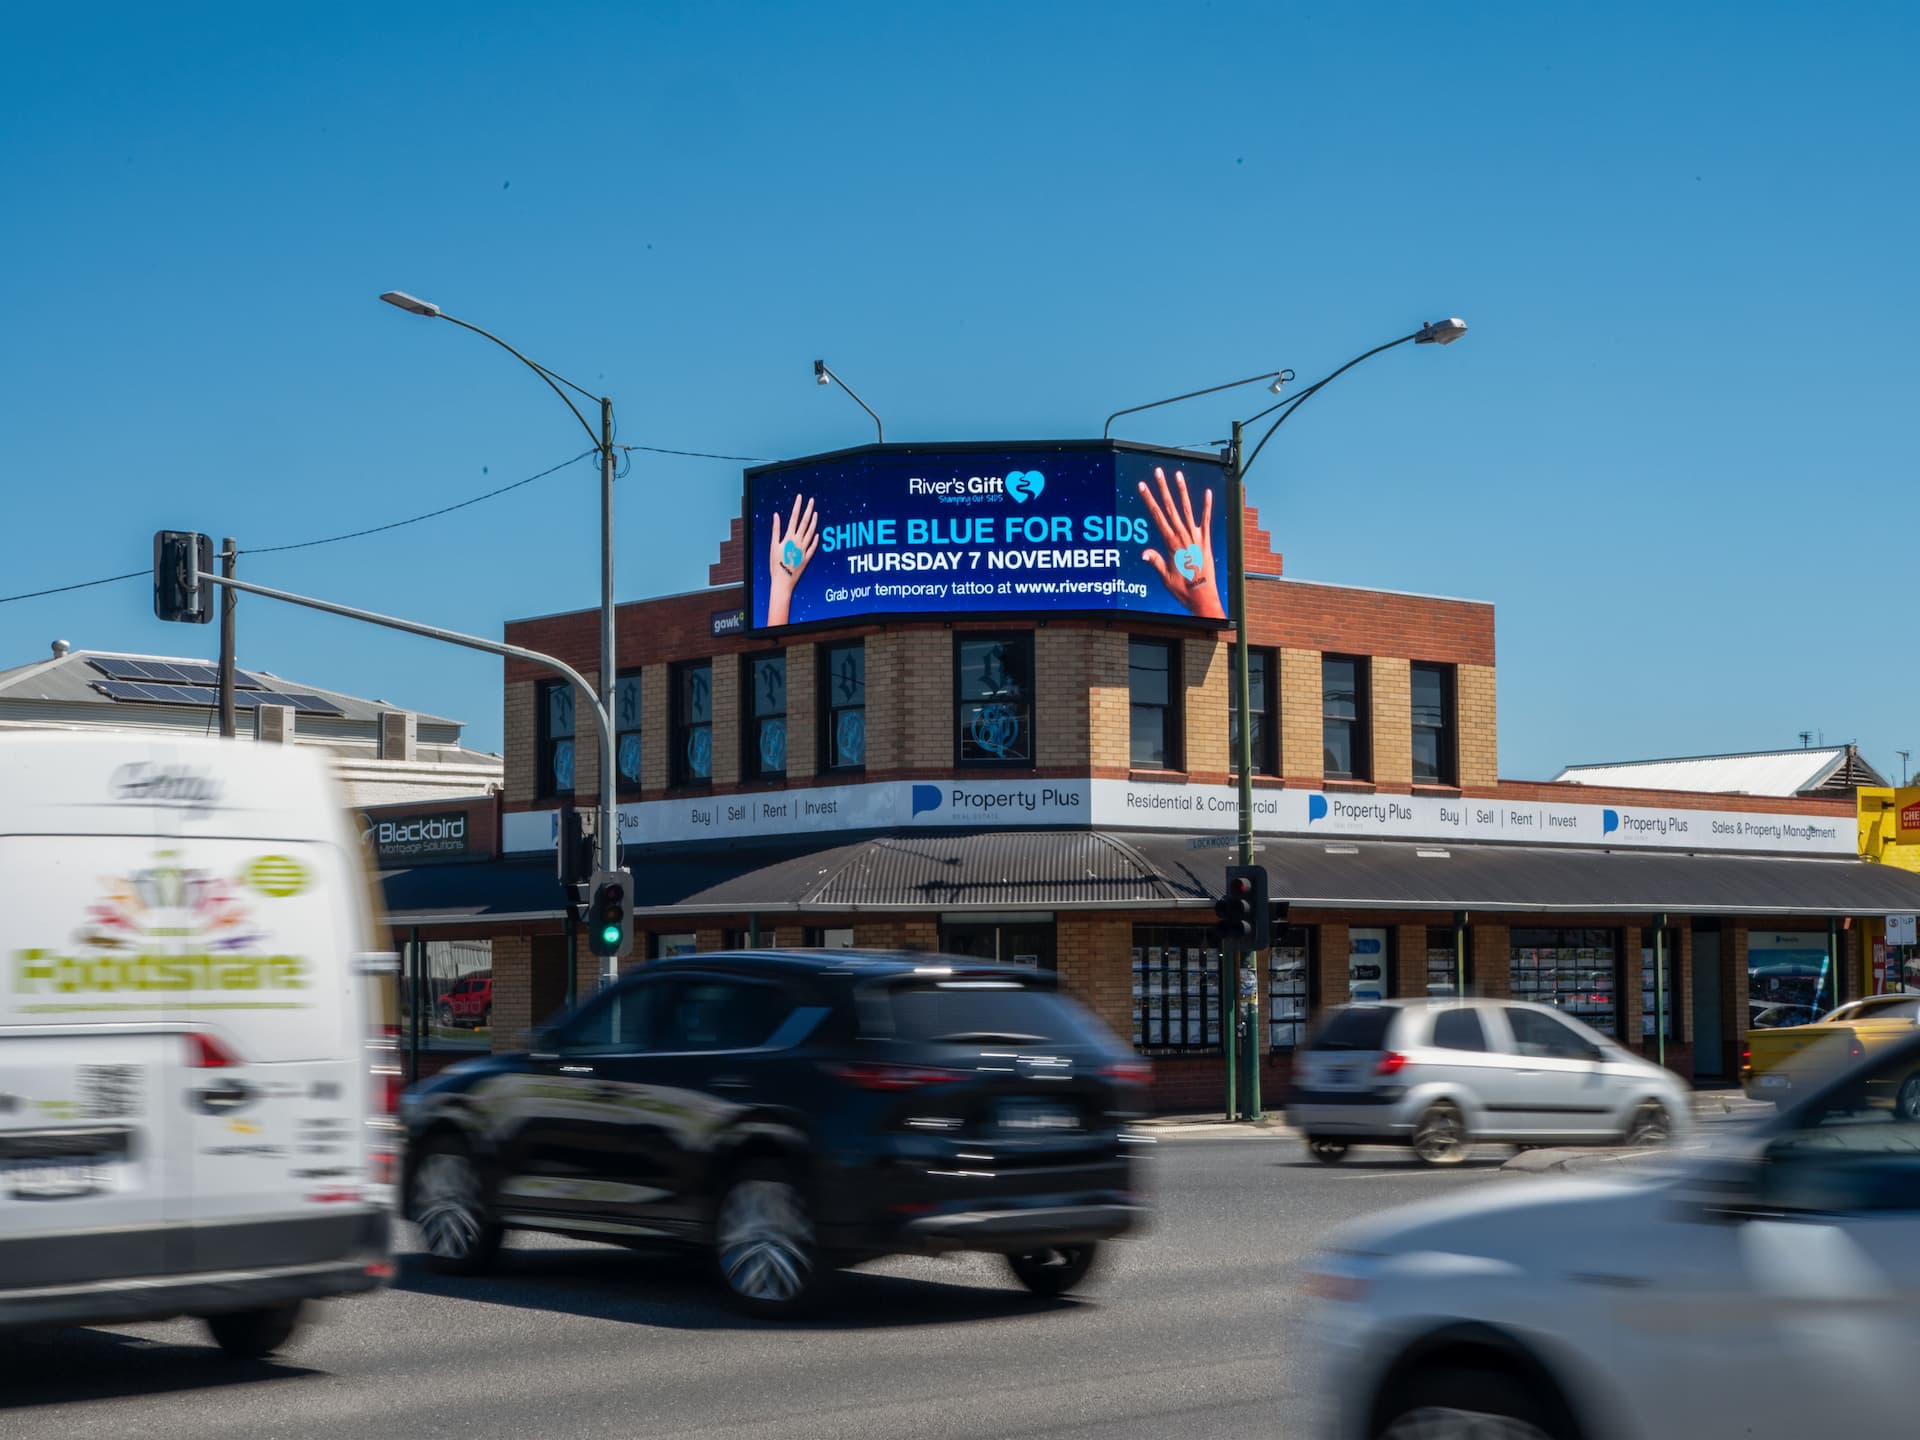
left=1743, top=993, right=1920, bottom=1102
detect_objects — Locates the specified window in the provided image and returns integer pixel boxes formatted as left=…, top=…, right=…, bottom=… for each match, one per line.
left=409, top=938, right=493, bottom=1053
left=671, top=661, right=713, bottom=785
left=1229, top=647, right=1276, bottom=776
left=723, top=928, right=777, bottom=950
left=537, top=681, right=575, bottom=799
left=615, top=672, right=643, bottom=794
left=1641, top=927, right=1678, bottom=1042
left=659, top=978, right=789, bottom=1051
left=1269, top=925, right=1316, bottom=1050
left=552, top=979, right=658, bottom=1054
left=651, top=932, right=698, bottom=959
left=1322, top=655, right=1370, bottom=781
left=806, top=927, right=856, bottom=948
left=1347, top=927, right=1391, bottom=1002
left=744, top=653, right=787, bottom=780
left=1432, top=1007, right=1489, bottom=1052
left=1410, top=663, right=1457, bottom=785
left=1128, top=638, right=1179, bottom=769
left=1132, top=926, right=1223, bottom=1052
left=1504, top=1005, right=1602, bottom=1061
left=1427, top=924, right=1465, bottom=995
left=1511, top=927, right=1621, bottom=1037
left=956, top=633, right=1034, bottom=766
left=820, top=641, right=866, bottom=770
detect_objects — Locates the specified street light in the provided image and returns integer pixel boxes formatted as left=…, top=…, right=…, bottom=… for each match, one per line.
left=1113, top=317, right=1469, bottom=1122
left=1103, top=367, right=1294, bottom=439
left=379, top=291, right=622, bottom=986
left=813, top=359, right=885, bottom=443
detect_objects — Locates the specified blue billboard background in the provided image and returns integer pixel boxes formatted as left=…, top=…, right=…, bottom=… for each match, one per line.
left=745, top=444, right=1231, bottom=631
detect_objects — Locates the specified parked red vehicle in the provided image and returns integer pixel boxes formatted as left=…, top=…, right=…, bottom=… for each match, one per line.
left=437, top=975, right=491, bottom=1030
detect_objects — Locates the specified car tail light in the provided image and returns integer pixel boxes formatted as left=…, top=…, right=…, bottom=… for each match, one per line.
left=1375, top=1052, right=1408, bottom=1077
left=1849, top=1038, right=1866, bottom=1060
left=823, top=1062, right=968, bottom=1092
left=1102, top=1059, right=1154, bottom=1087
left=185, top=1031, right=242, bottom=1068
left=366, top=1032, right=402, bottom=1189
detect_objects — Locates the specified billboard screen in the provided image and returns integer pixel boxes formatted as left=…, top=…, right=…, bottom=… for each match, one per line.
left=743, top=442, right=1231, bottom=632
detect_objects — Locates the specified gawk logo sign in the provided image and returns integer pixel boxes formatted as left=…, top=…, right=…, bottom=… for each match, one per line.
left=1307, top=795, right=1329, bottom=824
left=1004, top=470, right=1045, bottom=503
left=911, top=784, right=944, bottom=818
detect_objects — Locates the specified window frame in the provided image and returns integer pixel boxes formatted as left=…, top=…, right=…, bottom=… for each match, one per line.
left=613, top=669, right=644, bottom=797
left=1510, top=927, right=1624, bottom=1039
left=1127, top=636, right=1181, bottom=771
left=1321, top=654, right=1372, bottom=782
left=742, top=651, right=788, bottom=782
left=1132, top=925, right=1225, bottom=1055
left=818, top=640, right=867, bottom=774
left=1229, top=645, right=1278, bottom=777
left=535, top=679, right=576, bottom=800
left=953, top=631, right=1037, bottom=770
left=1268, top=924, right=1317, bottom=1052
left=669, top=659, right=714, bottom=788
left=1410, top=661, right=1458, bottom=787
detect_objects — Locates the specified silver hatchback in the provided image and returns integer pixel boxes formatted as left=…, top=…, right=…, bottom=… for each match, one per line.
left=1286, top=998, right=1690, bottom=1164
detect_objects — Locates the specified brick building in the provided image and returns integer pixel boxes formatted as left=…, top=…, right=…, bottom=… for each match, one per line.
left=382, top=441, right=1920, bottom=1107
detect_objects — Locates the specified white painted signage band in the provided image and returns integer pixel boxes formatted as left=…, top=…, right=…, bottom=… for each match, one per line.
left=501, top=777, right=1856, bottom=859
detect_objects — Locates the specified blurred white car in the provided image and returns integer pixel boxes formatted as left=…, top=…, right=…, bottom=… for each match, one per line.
left=1309, top=1029, right=1920, bottom=1439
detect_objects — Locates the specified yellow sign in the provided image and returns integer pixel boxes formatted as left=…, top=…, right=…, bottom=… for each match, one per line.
left=1860, top=787, right=1920, bottom=875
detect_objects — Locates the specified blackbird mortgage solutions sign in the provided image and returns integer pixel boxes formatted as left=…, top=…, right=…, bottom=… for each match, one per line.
left=742, top=441, right=1232, bottom=633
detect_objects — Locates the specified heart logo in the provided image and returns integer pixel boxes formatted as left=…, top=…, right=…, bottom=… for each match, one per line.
left=1173, top=543, right=1204, bottom=581
left=781, top=539, right=803, bottom=570
left=1005, top=470, right=1045, bottom=503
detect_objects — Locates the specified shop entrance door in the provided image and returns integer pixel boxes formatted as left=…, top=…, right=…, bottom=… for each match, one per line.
left=1692, top=928, right=1724, bottom=1078
left=939, top=913, right=1056, bottom=971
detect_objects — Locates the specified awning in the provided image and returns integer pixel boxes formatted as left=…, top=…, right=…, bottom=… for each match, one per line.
left=380, top=860, right=567, bottom=926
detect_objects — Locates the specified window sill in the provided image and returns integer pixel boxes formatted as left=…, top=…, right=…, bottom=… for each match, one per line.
left=1411, top=783, right=1463, bottom=797
left=1230, top=772, right=1288, bottom=789
left=1321, top=779, right=1377, bottom=793
left=665, top=781, right=714, bottom=796
left=1127, top=768, right=1189, bottom=783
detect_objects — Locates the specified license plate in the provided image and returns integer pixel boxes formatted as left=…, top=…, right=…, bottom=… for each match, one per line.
left=998, top=1099, right=1079, bottom=1133
left=1759, top=1074, right=1791, bottom=1090
left=4, top=1161, right=113, bottom=1200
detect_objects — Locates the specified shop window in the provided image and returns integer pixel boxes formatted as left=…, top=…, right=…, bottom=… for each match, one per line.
left=1426, top=924, right=1467, bottom=995
left=1322, top=655, right=1370, bottom=781
left=1132, top=926, right=1223, bottom=1053
left=615, top=672, right=643, bottom=795
left=744, top=653, right=787, bottom=780
left=536, top=680, right=575, bottom=799
left=651, top=932, right=699, bottom=959
left=940, top=918, right=1055, bottom=969
left=671, top=660, right=713, bottom=786
left=1511, top=927, right=1621, bottom=1038
left=1229, top=646, right=1277, bottom=776
left=723, top=928, right=778, bottom=950
left=1641, top=927, right=1679, bottom=1042
left=1269, top=925, right=1316, bottom=1050
left=1749, top=930, right=1836, bottom=1019
left=1128, top=638, right=1179, bottom=769
left=414, top=939, right=493, bottom=1052
left=806, top=927, right=856, bottom=948
left=1410, top=662, right=1457, bottom=786
left=1347, top=926, right=1392, bottom=1002
left=820, top=641, right=866, bottom=771
left=956, top=633, right=1034, bottom=767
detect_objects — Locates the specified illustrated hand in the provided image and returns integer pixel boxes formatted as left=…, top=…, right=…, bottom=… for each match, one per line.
left=764, top=493, right=818, bottom=627
left=1138, top=467, right=1224, bottom=620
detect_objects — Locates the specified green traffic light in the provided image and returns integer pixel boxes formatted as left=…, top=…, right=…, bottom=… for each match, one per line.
left=600, top=924, right=622, bottom=946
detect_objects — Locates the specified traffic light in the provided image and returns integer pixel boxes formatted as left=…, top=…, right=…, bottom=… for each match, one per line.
left=586, top=869, right=634, bottom=960
left=556, top=804, right=595, bottom=889
left=153, top=531, right=214, bottom=624
left=1214, top=865, right=1271, bottom=949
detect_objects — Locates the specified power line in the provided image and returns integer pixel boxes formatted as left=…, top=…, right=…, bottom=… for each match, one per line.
left=618, top=443, right=771, bottom=462
left=0, top=570, right=147, bottom=607
left=241, top=449, right=598, bottom=556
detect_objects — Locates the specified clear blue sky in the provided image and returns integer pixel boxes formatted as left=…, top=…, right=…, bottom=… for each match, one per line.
left=3, top=1, right=1915, bottom=781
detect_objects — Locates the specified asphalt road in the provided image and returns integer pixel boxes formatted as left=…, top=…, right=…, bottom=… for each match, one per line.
left=0, top=1137, right=1512, bottom=1440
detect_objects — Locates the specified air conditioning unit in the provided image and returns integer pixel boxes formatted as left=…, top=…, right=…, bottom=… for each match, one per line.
left=256, top=704, right=294, bottom=745
left=379, top=710, right=417, bottom=761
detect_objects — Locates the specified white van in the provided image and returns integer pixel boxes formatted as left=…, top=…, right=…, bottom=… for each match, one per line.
left=0, top=734, right=394, bottom=1357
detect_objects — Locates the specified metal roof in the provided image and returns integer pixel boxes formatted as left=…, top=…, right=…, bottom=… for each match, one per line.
left=1552, top=746, right=1886, bottom=798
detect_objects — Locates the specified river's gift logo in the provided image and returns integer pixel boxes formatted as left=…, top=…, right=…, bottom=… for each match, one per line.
left=1004, top=470, right=1045, bottom=503
left=781, top=539, right=803, bottom=571
left=1173, top=543, right=1204, bottom=581
left=13, top=852, right=309, bottom=1001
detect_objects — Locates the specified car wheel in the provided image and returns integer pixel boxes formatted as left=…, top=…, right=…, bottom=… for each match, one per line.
left=437, top=1005, right=455, bottom=1029
left=1007, top=1244, right=1101, bottom=1297
left=1376, top=1365, right=1562, bottom=1439
left=1897, top=1075, right=1920, bottom=1122
left=1308, top=1139, right=1350, bottom=1164
left=1625, top=1101, right=1673, bottom=1146
left=1412, top=1103, right=1468, bottom=1166
left=715, top=1162, right=823, bottom=1318
left=412, top=1136, right=502, bottom=1275
left=204, top=1300, right=304, bottom=1360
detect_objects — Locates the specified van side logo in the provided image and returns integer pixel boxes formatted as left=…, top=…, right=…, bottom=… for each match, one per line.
left=111, top=762, right=222, bottom=811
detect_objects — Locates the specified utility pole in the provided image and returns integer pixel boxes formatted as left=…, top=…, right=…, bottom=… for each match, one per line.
left=1900, top=750, right=1912, bottom=786
left=218, top=538, right=237, bottom=738
left=598, top=396, right=618, bottom=991
left=1225, top=419, right=1261, bottom=1122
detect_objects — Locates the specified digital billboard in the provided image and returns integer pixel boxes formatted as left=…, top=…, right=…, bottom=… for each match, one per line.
left=743, top=442, right=1231, bottom=632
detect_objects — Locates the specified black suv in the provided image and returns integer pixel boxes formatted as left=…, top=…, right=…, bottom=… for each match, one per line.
left=399, top=951, right=1150, bottom=1315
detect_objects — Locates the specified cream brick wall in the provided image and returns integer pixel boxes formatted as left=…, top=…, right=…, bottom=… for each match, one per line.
left=1185, top=636, right=1228, bottom=776
left=1036, top=630, right=1093, bottom=769
left=491, top=935, right=531, bottom=1052
left=1058, top=916, right=1133, bottom=1039
left=571, top=670, right=600, bottom=800
left=900, top=631, right=955, bottom=769
left=864, top=634, right=901, bottom=772
left=1458, top=663, right=1497, bottom=787
left=1280, top=647, right=1322, bottom=782
left=504, top=681, right=538, bottom=804
left=1473, top=923, right=1512, bottom=999
left=1371, top=656, right=1412, bottom=788
left=642, top=662, right=670, bottom=791
left=710, top=659, right=740, bottom=787
left=1087, top=632, right=1130, bottom=771
left=1316, top=923, right=1351, bottom=1012
left=786, top=644, right=817, bottom=780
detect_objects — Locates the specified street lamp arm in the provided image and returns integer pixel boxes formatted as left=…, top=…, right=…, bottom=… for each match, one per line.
left=1239, top=332, right=1421, bottom=481
left=815, top=361, right=884, bottom=443
left=436, top=312, right=605, bottom=451
left=1103, top=369, right=1294, bottom=440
